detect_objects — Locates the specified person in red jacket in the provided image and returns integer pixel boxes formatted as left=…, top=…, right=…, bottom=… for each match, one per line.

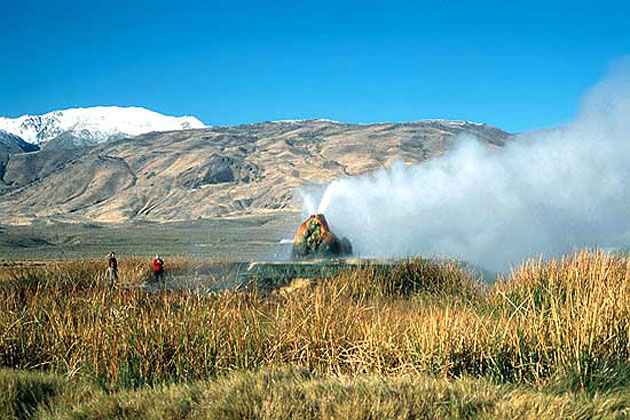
left=152, top=254, right=165, bottom=283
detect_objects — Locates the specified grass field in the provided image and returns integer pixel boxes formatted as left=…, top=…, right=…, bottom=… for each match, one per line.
left=0, top=214, right=298, bottom=261
left=2, top=250, right=630, bottom=418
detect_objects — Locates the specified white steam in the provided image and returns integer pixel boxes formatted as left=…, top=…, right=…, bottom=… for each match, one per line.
left=303, top=59, right=630, bottom=271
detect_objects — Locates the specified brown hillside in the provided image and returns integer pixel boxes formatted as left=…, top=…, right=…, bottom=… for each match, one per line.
left=0, top=120, right=511, bottom=224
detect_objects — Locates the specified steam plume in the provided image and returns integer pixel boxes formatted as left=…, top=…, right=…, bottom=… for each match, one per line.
left=303, top=59, right=630, bottom=271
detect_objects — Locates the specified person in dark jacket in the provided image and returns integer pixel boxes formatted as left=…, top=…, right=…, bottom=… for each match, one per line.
left=152, top=254, right=165, bottom=283
left=107, top=252, right=119, bottom=286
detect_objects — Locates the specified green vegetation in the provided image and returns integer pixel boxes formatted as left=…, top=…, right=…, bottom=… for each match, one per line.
left=4, top=367, right=630, bottom=419
left=2, top=250, right=630, bottom=418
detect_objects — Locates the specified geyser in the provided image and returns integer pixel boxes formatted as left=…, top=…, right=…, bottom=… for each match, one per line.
left=291, top=214, right=353, bottom=260
left=302, top=59, right=630, bottom=271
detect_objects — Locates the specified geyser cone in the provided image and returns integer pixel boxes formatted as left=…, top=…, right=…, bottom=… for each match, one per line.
left=291, top=214, right=353, bottom=260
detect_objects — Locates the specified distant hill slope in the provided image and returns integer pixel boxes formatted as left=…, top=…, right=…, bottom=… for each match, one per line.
left=0, top=119, right=511, bottom=224
left=0, top=130, right=39, bottom=155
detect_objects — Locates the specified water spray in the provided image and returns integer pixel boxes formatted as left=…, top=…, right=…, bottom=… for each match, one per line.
left=301, top=59, right=630, bottom=271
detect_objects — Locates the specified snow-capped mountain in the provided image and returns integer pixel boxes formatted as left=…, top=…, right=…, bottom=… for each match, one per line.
left=0, top=106, right=207, bottom=146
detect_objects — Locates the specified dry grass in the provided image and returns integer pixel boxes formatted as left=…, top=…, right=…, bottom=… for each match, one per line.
left=1, top=249, right=630, bottom=396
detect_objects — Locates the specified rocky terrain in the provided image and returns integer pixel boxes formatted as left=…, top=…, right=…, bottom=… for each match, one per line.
left=0, top=119, right=511, bottom=224
left=0, top=130, right=39, bottom=155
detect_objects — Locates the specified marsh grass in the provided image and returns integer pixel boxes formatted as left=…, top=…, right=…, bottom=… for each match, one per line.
left=4, top=367, right=630, bottom=419
left=1, top=250, right=630, bottom=396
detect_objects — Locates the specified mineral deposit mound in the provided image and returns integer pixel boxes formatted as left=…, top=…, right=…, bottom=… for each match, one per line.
left=291, top=214, right=353, bottom=260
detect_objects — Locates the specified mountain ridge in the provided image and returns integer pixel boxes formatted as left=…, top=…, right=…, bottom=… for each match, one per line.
left=0, top=119, right=512, bottom=225
left=0, top=130, right=40, bottom=155
left=0, top=106, right=207, bottom=147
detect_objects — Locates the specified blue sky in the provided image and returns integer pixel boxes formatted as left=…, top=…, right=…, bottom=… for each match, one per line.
left=1, top=0, right=628, bottom=132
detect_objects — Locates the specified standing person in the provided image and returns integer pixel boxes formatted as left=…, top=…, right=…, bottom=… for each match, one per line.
left=107, top=252, right=119, bottom=286
left=152, top=254, right=165, bottom=283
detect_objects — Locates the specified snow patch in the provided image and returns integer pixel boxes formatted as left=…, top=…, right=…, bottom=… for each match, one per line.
left=0, top=106, right=207, bottom=145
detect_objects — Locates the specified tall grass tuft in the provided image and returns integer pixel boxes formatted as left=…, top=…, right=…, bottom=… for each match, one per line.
left=1, top=250, right=629, bottom=391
